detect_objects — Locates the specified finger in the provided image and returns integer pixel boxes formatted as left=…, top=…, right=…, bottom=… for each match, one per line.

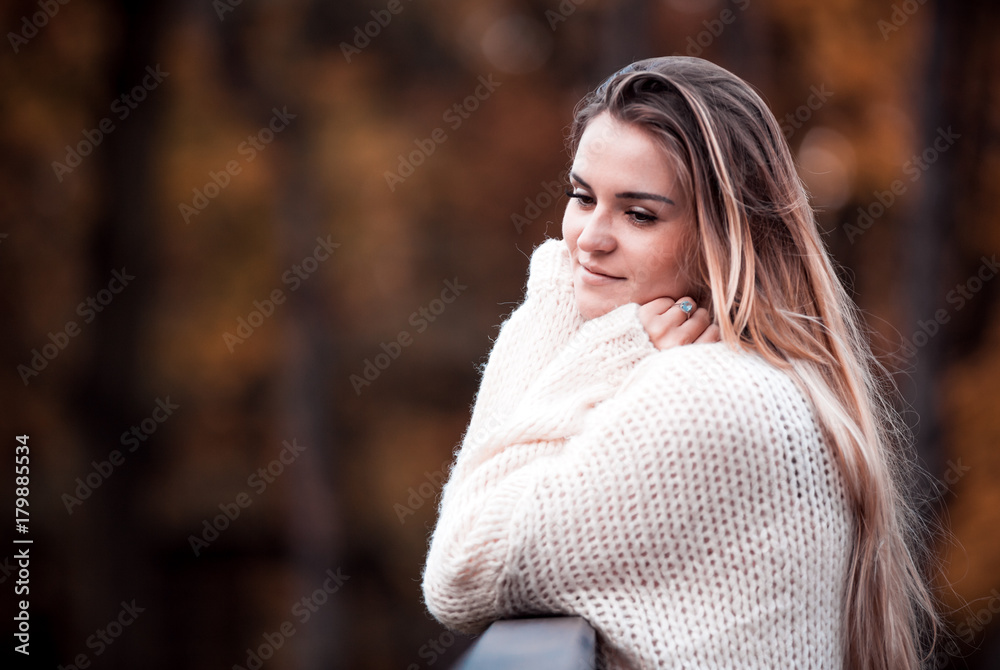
left=638, top=298, right=677, bottom=343
left=655, top=306, right=709, bottom=348
left=644, top=305, right=692, bottom=343
left=694, top=322, right=721, bottom=344
left=638, top=297, right=676, bottom=320
left=679, top=306, right=710, bottom=334
left=658, top=297, right=698, bottom=334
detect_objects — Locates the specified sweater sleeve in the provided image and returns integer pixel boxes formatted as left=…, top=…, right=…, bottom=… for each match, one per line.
left=457, top=237, right=580, bottom=453
left=424, top=341, right=851, bottom=667
left=422, top=239, right=660, bottom=633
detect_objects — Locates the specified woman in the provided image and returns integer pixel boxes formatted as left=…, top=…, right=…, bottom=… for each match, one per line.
left=422, top=57, right=937, bottom=669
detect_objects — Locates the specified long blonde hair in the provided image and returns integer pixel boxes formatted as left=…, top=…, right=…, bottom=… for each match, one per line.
left=569, top=56, right=938, bottom=669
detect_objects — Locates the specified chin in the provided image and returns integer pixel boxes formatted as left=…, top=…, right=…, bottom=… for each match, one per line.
left=573, top=281, right=630, bottom=320
left=575, top=297, right=620, bottom=321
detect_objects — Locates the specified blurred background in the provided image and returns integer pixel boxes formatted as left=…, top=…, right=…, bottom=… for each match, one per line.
left=1, top=0, right=998, bottom=668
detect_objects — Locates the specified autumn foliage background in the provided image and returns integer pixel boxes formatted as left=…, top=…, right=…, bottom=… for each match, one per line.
left=1, top=0, right=999, bottom=668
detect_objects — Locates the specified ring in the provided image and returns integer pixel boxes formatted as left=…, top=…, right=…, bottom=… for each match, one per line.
left=677, top=300, right=694, bottom=316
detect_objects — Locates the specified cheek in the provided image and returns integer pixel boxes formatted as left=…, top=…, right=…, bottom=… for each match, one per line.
left=561, top=210, right=581, bottom=249
left=652, top=253, right=695, bottom=297
left=629, top=242, right=685, bottom=292
left=654, top=246, right=683, bottom=278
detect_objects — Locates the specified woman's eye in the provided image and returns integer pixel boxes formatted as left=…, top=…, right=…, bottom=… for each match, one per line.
left=565, top=189, right=595, bottom=206
left=627, top=210, right=657, bottom=225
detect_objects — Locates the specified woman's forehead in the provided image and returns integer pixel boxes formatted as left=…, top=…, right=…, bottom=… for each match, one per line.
left=573, top=114, right=686, bottom=196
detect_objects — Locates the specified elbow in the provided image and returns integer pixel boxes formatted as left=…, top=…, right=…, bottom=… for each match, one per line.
left=421, top=578, right=493, bottom=635
left=421, top=544, right=503, bottom=634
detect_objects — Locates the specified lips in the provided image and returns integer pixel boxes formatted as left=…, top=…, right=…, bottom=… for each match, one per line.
left=581, top=261, right=622, bottom=278
left=578, top=261, right=625, bottom=284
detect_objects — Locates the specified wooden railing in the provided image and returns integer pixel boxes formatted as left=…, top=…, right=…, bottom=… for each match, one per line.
left=452, top=616, right=596, bottom=669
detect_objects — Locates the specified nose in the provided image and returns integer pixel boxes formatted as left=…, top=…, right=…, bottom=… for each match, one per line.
left=576, top=208, right=616, bottom=254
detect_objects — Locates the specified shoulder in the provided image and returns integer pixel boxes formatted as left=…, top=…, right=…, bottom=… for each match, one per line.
left=525, top=238, right=572, bottom=296
left=612, top=341, right=850, bottom=524
left=620, top=342, right=827, bottom=459
left=630, top=341, right=801, bottom=403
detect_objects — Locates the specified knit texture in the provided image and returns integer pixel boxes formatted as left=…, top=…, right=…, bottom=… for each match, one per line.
left=422, top=239, right=852, bottom=669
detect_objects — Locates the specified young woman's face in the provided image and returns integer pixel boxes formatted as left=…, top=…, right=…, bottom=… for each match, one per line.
left=563, top=112, right=697, bottom=320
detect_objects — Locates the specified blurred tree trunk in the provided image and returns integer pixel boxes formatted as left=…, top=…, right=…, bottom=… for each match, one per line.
left=901, top=0, right=995, bottom=510
left=900, top=0, right=950, bottom=499
left=213, top=2, right=347, bottom=665
left=70, top=1, right=171, bottom=667
left=598, top=0, right=650, bottom=76
left=274, top=120, right=345, bottom=670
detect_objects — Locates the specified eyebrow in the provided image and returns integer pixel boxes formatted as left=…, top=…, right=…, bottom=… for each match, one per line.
left=570, top=172, right=676, bottom=206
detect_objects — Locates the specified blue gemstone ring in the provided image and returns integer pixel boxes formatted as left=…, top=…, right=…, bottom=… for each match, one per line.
left=677, top=300, right=694, bottom=316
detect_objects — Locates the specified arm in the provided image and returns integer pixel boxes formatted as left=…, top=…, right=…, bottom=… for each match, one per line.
left=423, top=292, right=658, bottom=632
left=424, top=342, right=847, bottom=658
left=457, top=238, right=581, bottom=454
left=492, top=347, right=851, bottom=668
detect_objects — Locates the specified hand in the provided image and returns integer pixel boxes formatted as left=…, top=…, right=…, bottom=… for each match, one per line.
left=638, top=297, right=720, bottom=351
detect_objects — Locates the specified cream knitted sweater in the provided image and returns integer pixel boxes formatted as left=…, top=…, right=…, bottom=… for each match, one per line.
left=422, top=239, right=852, bottom=669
